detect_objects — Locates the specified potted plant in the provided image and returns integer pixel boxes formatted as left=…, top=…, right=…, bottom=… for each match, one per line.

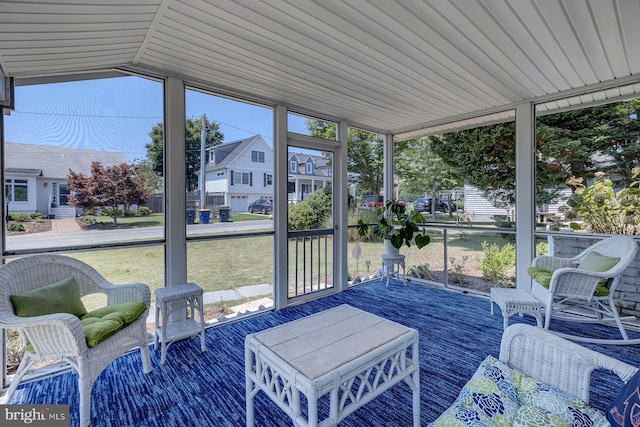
left=356, top=199, right=430, bottom=254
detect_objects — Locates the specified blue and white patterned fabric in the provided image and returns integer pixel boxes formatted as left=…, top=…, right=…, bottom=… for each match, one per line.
left=429, top=355, right=609, bottom=427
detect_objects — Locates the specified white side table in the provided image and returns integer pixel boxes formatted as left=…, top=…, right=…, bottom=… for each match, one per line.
left=381, top=254, right=406, bottom=287
left=154, top=282, right=206, bottom=365
left=490, top=287, right=544, bottom=330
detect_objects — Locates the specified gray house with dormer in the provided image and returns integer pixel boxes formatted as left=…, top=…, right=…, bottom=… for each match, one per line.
left=204, top=134, right=332, bottom=211
left=5, top=142, right=128, bottom=218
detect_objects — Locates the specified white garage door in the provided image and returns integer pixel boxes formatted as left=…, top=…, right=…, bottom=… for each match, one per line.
left=229, top=195, right=247, bottom=212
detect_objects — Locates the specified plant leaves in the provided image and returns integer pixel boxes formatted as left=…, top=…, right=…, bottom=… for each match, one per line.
left=415, top=234, right=430, bottom=249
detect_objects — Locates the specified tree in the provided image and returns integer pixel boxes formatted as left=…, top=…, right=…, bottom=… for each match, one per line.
left=394, top=137, right=463, bottom=218
left=307, top=120, right=384, bottom=201
left=67, top=162, right=149, bottom=224
left=145, top=117, right=224, bottom=191
left=429, top=124, right=519, bottom=207
left=133, top=158, right=163, bottom=193
left=429, top=100, right=640, bottom=208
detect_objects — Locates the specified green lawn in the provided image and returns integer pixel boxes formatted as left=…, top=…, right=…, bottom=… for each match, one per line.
left=62, top=222, right=515, bottom=313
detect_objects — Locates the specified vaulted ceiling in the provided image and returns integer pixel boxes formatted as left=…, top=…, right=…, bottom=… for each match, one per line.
left=1, top=0, right=640, bottom=138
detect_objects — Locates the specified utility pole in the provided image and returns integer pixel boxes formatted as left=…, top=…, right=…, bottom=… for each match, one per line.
left=200, top=114, right=207, bottom=210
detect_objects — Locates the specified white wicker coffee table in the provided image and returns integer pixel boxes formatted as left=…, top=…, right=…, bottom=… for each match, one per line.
left=245, top=304, right=420, bottom=427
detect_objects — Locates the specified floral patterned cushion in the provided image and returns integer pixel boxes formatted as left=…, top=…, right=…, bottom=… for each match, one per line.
left=429, top=355, right=609, bottom=427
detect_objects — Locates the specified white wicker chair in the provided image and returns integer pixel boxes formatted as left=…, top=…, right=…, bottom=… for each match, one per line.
left=530, top=235, right=639, bottom=344
left=0, top=254, right=153, bottom=427
left=500, top=323, right=637, bottom=403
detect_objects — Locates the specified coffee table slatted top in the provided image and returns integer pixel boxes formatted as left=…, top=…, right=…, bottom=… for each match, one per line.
left=252, top=304, right=413, bottom=379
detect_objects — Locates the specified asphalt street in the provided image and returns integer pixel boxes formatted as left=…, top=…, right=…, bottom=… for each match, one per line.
left=6, top=219, right=274, bottom=251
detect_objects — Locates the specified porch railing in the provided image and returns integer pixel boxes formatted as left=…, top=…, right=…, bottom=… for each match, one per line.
left=288, top=228, right=334, bottom=298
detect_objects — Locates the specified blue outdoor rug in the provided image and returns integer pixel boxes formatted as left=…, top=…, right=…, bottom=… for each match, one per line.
left=9, top=280, right=640, bottom=426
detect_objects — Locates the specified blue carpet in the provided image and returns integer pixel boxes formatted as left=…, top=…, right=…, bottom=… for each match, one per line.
left=9, top=280, right=640, bottom=426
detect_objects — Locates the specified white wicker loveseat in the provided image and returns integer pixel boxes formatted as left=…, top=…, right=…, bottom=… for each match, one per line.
left=0, top=254, right=153, bottom=427
left=429, top=324, right=638, bottom=427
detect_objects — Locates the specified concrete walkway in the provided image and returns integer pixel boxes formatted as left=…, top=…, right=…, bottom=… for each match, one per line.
left=50, top=218, right=82, bottom=233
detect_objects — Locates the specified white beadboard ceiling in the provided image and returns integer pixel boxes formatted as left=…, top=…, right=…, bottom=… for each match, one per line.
left=1, top=0, right=640, bottom=138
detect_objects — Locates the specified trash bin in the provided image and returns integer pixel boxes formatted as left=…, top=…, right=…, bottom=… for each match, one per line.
left=186, top=208, right=196, bottom=225
left=219, top=207, right=230, bottom=222
left=199, top=209, right=210, bottom=224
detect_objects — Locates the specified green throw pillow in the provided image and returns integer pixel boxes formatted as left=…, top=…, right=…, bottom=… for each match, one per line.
left=82, top=301, right=147, bottom=324
left=527, top=267, right=553, bottom=287
left=528, top=253, right=615, bottom=296
left=578, top=251, right=620, bottom=272
left=10, top=277, right=87, bottom=318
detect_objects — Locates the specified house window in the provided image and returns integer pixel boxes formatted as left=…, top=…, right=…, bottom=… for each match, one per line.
left=251, top=150, right=265, bottom=163
left=306, top=163, right=313, bottom=174
left=328, top=167, right=333, bottom=177
left=264, top=173, right=273, bottom=186
left=290, top=160, right=297, bottom=173
left=234, top=171, right=250, bottom=185
left=5, top=179, right=28, bottom=202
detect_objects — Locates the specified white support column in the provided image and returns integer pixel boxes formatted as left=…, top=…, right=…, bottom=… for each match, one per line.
left=383, top=133, right=394, bottom=200
left=274, top=105, right=288, bottom=309
left=335, top=121, right=349, bottom=291
left=515, top=103, right=536, bottom=292
left=164, top=76, right=187, bottom=286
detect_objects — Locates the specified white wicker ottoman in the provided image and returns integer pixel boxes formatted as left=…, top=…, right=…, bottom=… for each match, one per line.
left=245, top=304, right=420, bottom=427
left=490, top=287, right=543, bottom=329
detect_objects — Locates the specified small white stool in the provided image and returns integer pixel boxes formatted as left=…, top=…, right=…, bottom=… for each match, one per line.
left=381, top=254, right=406, bottom=287
left=154, top=282, right=206, bottom=365
left=490, top=287, right=543, bottom=329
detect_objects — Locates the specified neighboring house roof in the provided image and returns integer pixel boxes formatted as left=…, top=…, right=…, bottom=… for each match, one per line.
left=5, top=142, right=128, bottom=179
left=205, top=135, right=265, bottom=171
left=289, top=153, right=330, bottom=178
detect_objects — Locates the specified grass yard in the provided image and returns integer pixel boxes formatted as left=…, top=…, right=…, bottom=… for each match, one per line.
left=64, top=225, right=512, bottom=311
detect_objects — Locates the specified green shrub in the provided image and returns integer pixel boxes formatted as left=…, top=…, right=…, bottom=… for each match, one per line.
left=536, top=241, right=549, bottom=256
left=6, top=222, right=25, bottom=232
left=80, top=216, right=97, bottom=225
left=8, top=213, right=29, bottom=222
left=407, top=264, right=433, bottom=280
left=6, top=329, right=24, bottom=367
left=30, top=212, right=43, bottom=220
left=563, top=169, right=640, bottom=235
left=480, top=241, right=516, bottom=286
left=137, top=206, right=151, bottom=216
left=288, top=190, right=331, bottom=230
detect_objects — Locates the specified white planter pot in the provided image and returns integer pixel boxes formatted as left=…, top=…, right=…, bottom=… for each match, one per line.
left=383, top=239, right=400, bottom=256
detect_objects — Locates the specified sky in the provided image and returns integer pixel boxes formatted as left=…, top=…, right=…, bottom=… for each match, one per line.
left=4, top=75, right=309, bottom=162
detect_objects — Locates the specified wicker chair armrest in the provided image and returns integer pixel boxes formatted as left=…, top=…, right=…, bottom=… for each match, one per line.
left=500, top=324, right=638, bottom=402
left=532, top=255, right=577, bottom=271
left=0, top=312, right=86, bottom=356
left=549, top=267, right=610, bottom=299
left=103, top=282, right=151, bottom=307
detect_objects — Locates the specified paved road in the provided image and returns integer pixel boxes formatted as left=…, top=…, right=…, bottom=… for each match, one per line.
left=6, top=219, right=274, bottom=251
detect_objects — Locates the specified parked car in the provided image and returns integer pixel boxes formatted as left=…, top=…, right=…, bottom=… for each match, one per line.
left=415, top=197, right=456, bottom=214
left=414, top=197, right=433, bottom=213
left=248, top=198, right=272, bottom=214
left=360, top=195, right=384, bottom=209
left=439, top=197, right=457, bottom=212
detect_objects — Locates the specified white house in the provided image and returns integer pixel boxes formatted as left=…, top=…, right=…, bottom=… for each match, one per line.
left=204, top=134, right=333, bottom=211
left=287, top=152, right=332, bottom=203
left=463, top=184, right=570, bottom=223
left=4, top=142, right=128, bottom=218
left=204, top=135, right=274, bottom=212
